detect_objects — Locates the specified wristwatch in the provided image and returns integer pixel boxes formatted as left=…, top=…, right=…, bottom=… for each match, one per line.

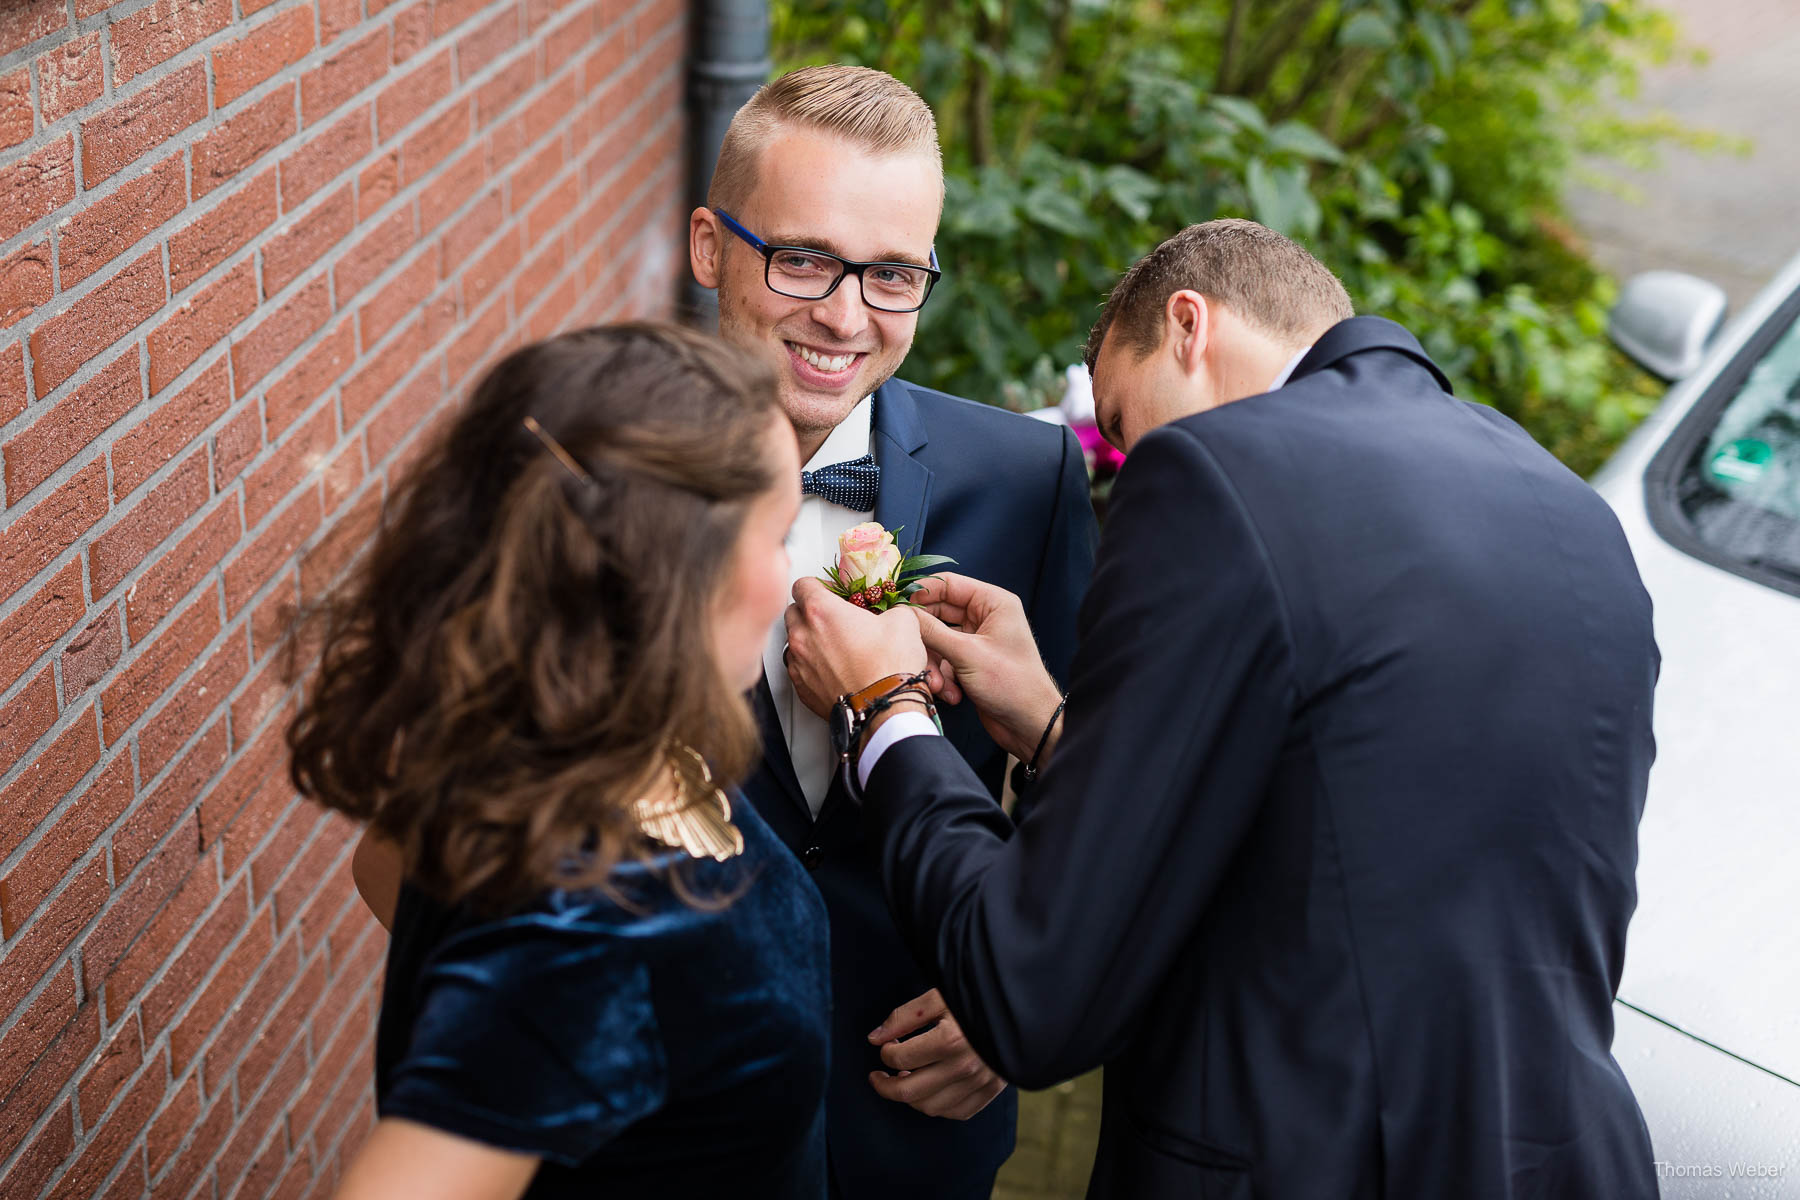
left=829, top=671, right=936, bottom=763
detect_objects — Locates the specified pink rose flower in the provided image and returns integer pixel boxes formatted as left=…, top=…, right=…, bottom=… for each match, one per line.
left=836, top=521, right=903, bottom=589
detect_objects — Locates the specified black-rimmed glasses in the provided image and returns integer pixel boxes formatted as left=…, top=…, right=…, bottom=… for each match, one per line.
left=713, top=209, right=941, bottom=314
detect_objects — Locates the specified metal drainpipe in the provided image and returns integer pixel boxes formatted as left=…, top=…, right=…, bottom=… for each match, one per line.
left=682, top=0, right=771, bottom=328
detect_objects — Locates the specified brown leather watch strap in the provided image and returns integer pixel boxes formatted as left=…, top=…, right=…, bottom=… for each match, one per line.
left=843, top=672, right=926, bottom=716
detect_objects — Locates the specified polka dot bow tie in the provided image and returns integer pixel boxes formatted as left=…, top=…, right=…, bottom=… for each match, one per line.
left=800, top=454, right=880, bottom=512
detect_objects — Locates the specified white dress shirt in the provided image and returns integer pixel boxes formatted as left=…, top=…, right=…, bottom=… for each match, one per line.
left=765, top=395, right=876, bottom=818
left=857, top=346, right=1316, bottom=790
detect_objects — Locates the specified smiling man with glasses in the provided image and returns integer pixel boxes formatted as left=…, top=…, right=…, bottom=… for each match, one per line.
left=687, top=65, right=1098, bottom=1200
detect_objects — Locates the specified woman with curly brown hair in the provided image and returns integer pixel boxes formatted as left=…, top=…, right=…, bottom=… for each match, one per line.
left=286, top=323, right=824, bottom=1199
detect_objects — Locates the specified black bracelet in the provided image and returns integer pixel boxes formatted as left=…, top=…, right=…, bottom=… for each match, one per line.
left=1021, top=696, right=1067, bottom=784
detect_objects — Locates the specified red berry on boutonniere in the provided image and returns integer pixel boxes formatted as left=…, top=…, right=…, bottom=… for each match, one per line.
left=817, top=521, right=957, bottom=611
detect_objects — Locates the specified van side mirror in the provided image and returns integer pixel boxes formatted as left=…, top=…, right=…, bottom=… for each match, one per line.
left=1608, top=271, right=1728, bottom=382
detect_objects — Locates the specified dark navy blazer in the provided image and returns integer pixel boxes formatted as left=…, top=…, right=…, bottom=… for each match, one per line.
left=864, top=319, right=1662, bottom=1198
left=741, top=376, right=1097, bottom=1200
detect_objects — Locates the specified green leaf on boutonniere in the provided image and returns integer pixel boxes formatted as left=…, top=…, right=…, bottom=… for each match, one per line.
left=898, top=554, right=957, bottom=577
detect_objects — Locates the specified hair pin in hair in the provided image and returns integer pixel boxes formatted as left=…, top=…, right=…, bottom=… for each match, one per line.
left=522, top=415, right=596, bottom=489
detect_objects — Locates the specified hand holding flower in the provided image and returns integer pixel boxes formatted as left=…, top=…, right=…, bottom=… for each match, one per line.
left=823, top=522, right=956, bottom=612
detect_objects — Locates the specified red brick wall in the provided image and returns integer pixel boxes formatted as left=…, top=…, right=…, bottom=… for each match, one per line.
left=0, top=0, right=689, bottom=1195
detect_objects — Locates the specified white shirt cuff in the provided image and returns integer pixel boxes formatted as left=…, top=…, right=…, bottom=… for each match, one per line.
left=857, top=710, right=942, bottom=791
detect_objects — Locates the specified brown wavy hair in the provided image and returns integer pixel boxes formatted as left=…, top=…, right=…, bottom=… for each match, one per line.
left=286, top=323, right=780, bottom=910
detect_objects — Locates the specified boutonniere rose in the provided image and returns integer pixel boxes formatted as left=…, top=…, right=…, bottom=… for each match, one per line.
left=821, top=522, right=955, bottom=612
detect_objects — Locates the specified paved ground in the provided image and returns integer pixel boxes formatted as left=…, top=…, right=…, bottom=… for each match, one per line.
left=993, top=6, right=1796, bottom=1197
left=1566, top=0, right=1800, bottom=308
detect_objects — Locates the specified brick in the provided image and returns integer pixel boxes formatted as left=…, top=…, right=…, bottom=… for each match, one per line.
left=141, top=629, right=246, bottom=776
left=391, top=1, right=432, bottom=63
left=150, top=1086, right=232, bottom=1200
left=446, top=288, right=507, bottom=385
left=87, top=825, right=210, bottom=1008
left=213, top=6, right=316, bottom=108
left=358, top=251, right=435, bottom=348
left=457, top=9, right=519, bottom=80
left=0, top=856, right=106, bottom=1024
left=218, top=1035, right=304, bottom=1190
left=320, top=0, right=362, bottom=44
left=2, top=1101, right=74, bottom=1200
left=520, top=71, right=577, bottom=146
left=265, top=185, right=355, bottom=295
left=204, top=927, right=304, bottom=1089
left=231, top=652, right=289, bottom=744
left=460, top=223, right=520, bottom=312
left=90, top=451, right=209, bottom=596
left=301, top=30, right=389, bottom=127
left=0, top=756, right=130, bottom=936
left=61, top=603, right=121, bottom=699
left=0, top=560, right=86, bottom=695
left=0, top=338, right=23, bottom=422
left=166, top=906, right=272, bottom=1072
left=245, top=406, right=335, bottom=528
left=102, top=591, right=221, bottom=744
left=146, top=1077, right=199, bottom=1179
left=509, top=136, right=563, bottom=215
left=112, top=357, right=230, bottom=498
left=441, top=188, right=502, bottom=271
left=526, top=272, right=577, bottom=340
left=115, top=722, right=224, bottom=877
left=418, top=143, right=486, bottom=237
left=0, top=459, right=106, bottom=604
left=299, top=485, right=378, bottom=601
left=401, top=100, right=471, bottom=185
left=193, top=84, right=299, bottom=199
left=37, top=32, right=104, bottom=123
left=58, top=154, right=186, bottom=289
left=377, top=49, right=452, bottom=143
left=290, top=994, right=367, bottom=1138
left=57, top=1061, right=164, bottom=1200
left=249, top=569, right=298, bottom=661
left=27, top=251, right=163, bottom=396
left=224, top=489, right=323, bottom=615
left=216, top=771, right=291, bottom=878
left=322, top=433, right=365, bottom=514
left=294, top=849, right=355, bottom=955
left=0, top=666, right=56, bottom=776
left=138, top=879, right=250, bottom=1042
left=111, top=0, right=231, bottom=85
left=432, top=0, right=488, bottom=37
left=476, top=52, right=534, bottom=126
left=271, top=1146, right=313, bottom=1200
left=147, top=259, right=256, bottom=394
left=78, top=1015, right=143, bottom=1121
left=539, top=8, right=590, bottom=79
left=267, top=318, right=353, bottom=436
left=213, top=404, right=262, bottom=489
left=0, top=70, right=30, bottom=153
left=333, top=205, right=412, bottom=307
left=0, top=134, right=75, bottom=243
left=0, top=704, right=99, bottom=863
left=0, top=970, right=79, bottom=1104
left=168, top=171, right=278, bottom=294
left=281, top=105, right=373, bottom=210
left=341, top=316, right=424, bottom=424
left=0, top=989, right=94, bottom=1161
left=4, top=340, right=136, bottom=509
left=367, top=368, right=445, bottom=466
left=81, top=63, right=208, bottom=187
left=232, top=275, right=331, bottom=397
left=272, top=816, right=350, bottom=929
left=357, top=152, right=399, bottom=219
left=0, top=0, right=67, bottom=57
left=0, top=238, right=49, bottom=328
left=123, top=504, right=240, bottom=644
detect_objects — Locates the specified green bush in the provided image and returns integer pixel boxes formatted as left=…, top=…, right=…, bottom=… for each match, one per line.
left=773, top=0, right=1725, bottom=476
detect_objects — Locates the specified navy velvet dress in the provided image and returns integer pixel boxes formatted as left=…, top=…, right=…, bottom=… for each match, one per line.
left=374, top=794, right=830, bottom=1198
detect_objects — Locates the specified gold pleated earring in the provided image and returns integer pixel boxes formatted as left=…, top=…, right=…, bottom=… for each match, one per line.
left=632, top=744, right=744, bottom=863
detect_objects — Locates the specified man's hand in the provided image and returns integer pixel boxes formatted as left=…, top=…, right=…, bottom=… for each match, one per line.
left=867, top=989, right=1007, bottom=1121
left=783, top=577, right=929, bottom=719
left=911, top=573, right=1064, bottom=762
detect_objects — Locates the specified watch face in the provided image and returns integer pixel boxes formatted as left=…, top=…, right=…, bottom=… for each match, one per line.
left=829, top=700, right=856, bottom=760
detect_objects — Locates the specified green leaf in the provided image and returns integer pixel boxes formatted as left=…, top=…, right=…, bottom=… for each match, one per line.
left=1209, top=95, right=1267, bottom=135
left=898, top=554, right=958, bottom=576
left=1266, top=121, right=1346, bottom=164
left=1244, top=159, right=1321, bottom=238
left=1100, top=164, right=1160, bottom=221
left=1022, top=185, right=1097, bottom=237
left=1339, top=11, right=1398, bottom=49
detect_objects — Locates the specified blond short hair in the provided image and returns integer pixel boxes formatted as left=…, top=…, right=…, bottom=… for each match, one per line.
left=1085, top=219, right=1354, bottom=369
left=707, top=65, right=943, bottom=214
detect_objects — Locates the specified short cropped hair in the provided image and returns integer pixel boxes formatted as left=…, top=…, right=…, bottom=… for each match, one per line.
left=1085, top=219, right=1353, bottom=370
left=708, top=64, right=943, bottom=214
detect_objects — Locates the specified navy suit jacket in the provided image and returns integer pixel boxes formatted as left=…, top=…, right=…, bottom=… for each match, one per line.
left=741, top=377, right=1098, bottom=1198
left=864, top=319, right=1661, bottom=1198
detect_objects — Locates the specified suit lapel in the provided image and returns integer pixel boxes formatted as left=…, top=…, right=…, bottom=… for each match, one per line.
left=752, top=671, right=811, bottom=823
left=870, top=379, right=933, bottom=556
